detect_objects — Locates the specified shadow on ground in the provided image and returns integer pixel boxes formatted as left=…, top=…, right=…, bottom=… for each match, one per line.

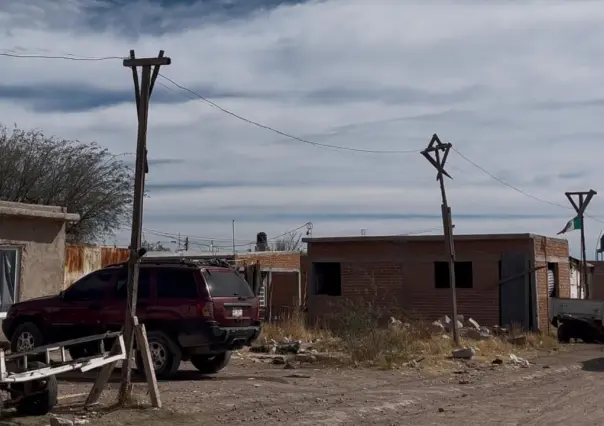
left=580, top=357, right=604, bottom=372
left=57, top=368, right=289, bottom=384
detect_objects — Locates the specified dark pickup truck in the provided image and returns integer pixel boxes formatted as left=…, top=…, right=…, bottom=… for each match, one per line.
left=2, top=257, right=262, bottom=379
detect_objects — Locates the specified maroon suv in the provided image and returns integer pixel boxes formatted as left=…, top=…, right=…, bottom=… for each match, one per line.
left=2, top=258, right=261, bottom=379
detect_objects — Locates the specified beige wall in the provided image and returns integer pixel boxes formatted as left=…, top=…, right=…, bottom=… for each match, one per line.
left=0, top=215, right=68, bottom=303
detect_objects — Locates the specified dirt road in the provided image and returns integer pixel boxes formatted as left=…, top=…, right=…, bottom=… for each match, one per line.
left=4, top=347, right=604, bottom=425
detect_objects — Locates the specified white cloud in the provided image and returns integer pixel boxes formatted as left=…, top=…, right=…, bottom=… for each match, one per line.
left=0, top=0, right=603, bottom=256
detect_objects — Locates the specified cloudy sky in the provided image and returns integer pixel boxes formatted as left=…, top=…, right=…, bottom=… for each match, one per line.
left=1, top=0, right=604, bottom=255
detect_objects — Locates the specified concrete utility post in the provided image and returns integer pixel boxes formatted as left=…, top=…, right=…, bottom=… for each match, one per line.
left=565, top=190, right=597, bottom=299
left=119, top=50, right=171, bottom=402
left=421, top=134, right=460, bottom=346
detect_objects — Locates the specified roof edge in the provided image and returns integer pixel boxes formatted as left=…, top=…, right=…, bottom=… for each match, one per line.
left=0, top=205, right=80, bottom=222
left=303, top=233, right=555, bottom=244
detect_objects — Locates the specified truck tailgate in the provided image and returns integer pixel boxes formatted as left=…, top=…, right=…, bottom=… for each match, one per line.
left=549, top=297, right=604, bottom=322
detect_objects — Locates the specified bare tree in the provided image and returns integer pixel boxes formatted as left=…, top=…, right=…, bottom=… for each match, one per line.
left=0, top=125, right=134, bottom=243
left=141, top=240, right=171, bottom=252
left=273, top=231, right=303, bottom=251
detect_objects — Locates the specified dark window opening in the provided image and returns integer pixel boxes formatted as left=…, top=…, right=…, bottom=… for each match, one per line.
left=115, top=267, right=151, bottom=300
left=157, top=268, right=199, bottom=299
left=547, top=262, right=559, bottom=298
left=314, top=262, right=341, bottom=296
left=65, top=270, right=114, bottom=301
left=434, top=261, right=473, bottom=289
left=204, top=270, right=254, bottom=298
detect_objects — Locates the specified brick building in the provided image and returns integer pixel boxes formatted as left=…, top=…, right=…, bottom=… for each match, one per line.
left=303, top=233, right=569, bottom=331
left=236, top=251, right=307, bottom=319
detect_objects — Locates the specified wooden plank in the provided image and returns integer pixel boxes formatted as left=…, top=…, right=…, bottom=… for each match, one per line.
left=123, top=57, right=171, bottom=67
left=85, top=335, right=124, bottom=407
left=134, top=322, right=161, bottom=408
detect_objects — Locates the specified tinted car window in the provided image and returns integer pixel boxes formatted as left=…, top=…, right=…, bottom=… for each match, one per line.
left=115, top=268, right=151, bottom=300
left=203, top=270, right=254, bottom=298
left=156, top=268, right=198, bottom=299
left=66, top=270, right=114, bottom=301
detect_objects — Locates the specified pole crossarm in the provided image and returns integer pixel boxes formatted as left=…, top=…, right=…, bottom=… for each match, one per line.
left=420, top=134, right=453, bottom=180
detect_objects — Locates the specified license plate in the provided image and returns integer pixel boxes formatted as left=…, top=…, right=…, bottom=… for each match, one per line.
left=232, top=308, right=243, bottom=318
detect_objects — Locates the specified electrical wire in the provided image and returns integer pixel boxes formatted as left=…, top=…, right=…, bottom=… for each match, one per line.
left=157, top=73, right=421, bottom=155
left=0, top=52, right=124, bottom=61
left=449, top=146, right=604, bottom=224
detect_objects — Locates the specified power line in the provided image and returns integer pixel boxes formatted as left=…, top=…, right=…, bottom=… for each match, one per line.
left=450, top=146, right=604, bottom=224
left=0, top=52, right=123, bottom=61
left=157, top=74, right=421, bottom=155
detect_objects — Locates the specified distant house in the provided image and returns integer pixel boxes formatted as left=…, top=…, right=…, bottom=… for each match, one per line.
left=0, top=201, right=79, bottom=318
left=568, top=256, right=594, bottom=299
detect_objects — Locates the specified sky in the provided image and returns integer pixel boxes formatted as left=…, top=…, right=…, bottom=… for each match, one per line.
left=1, top=0, right=604, bottom=256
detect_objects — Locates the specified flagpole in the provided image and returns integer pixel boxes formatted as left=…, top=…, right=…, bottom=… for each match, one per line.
left=565, top=190, right=597, bottom=300
left=580, top=213, right=588, bottom=299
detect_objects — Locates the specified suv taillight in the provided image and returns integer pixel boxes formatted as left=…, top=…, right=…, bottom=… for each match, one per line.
left=197, top=302, right=214, bottom=318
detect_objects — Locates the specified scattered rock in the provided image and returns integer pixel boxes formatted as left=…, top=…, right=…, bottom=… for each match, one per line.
left=438, top=407, right=445, bottom=413
left=272, top=357, right=286, bottom=365
left=276, top=341, right=302, bottom=355
left=452, top=347, right=475, bottom=360
left=542, top=365, right=550, bottom=369
left=50, top=416, right=74, bottom=426
left=284, top=361, right=298, bottom=370
left=465, top=328, right=492, bottom=341
left=467, top=317, right=481, bottom=330
left=492, top=357, right=504, bottom=365
left=509, top=353, right=530, bottom=367
left=294, top=353, right=318, bottom=363
left=491, top=325, right=508, bottom=336
left=389, top=317, right=403, bottom=327
left=431, top=320, right=446, bottom=333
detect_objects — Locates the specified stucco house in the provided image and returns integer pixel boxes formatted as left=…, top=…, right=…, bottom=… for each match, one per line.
left=0, top=201, right=79, bottom=319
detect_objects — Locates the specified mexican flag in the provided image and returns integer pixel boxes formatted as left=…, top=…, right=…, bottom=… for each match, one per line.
left=557, top=216, right=582, bottom=235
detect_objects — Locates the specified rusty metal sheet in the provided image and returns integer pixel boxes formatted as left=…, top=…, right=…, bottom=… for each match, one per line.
left=64, top=245, right=129, bottom=289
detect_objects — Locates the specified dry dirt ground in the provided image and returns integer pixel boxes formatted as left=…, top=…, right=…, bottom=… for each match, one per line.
left=3, top=346, right=604, bottom=426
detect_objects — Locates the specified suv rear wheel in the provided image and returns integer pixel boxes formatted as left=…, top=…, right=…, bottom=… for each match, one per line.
left=190, top=351, right=232, bottom=374
left=135, top=331, right=181, bottom=380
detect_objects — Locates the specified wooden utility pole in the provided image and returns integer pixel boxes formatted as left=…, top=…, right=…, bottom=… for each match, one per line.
left=565, top=190, right=596, bottom=299
left=421, top=134, right=460, bottom=346
left=119, top=50, right=171, bottom=403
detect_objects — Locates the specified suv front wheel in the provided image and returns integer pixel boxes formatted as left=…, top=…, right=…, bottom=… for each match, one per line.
left=135, top=331, right=181, bottom=380
left=190, top=351, right=232, bottom=374
left=11, top=322, right=44, bottom=354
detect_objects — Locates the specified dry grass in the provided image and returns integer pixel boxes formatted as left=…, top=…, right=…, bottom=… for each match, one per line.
left=259, top=309, right=332, bottom=344
left=256, top=300, right=560, bottom=371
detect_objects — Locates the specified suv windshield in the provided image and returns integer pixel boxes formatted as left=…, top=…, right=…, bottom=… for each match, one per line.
left=203, top=270, right=254, bottom=298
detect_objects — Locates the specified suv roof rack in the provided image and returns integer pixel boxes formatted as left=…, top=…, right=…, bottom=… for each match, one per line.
left=103, top=255, right=238, bottom=270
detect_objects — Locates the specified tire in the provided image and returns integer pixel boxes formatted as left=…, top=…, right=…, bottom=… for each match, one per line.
left=135, top=331, right=181, bottom=380
left=14, top=361, right=58, bottom=416
left=190, top=351, right=232, bottom=374
left=10, top=322, right=44, bottom=356
left=557, top=323, right=571, bottom=343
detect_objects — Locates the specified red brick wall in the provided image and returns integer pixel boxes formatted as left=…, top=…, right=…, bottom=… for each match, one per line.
left=532, top=236, right=569, bottom=330
left=236, top=252, right=307, bottom=317
left=236, top=252, right=302, bottom=269
left=589, top=261, right=604, bottom=301
left=307, top=237, right=540, bottom=327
